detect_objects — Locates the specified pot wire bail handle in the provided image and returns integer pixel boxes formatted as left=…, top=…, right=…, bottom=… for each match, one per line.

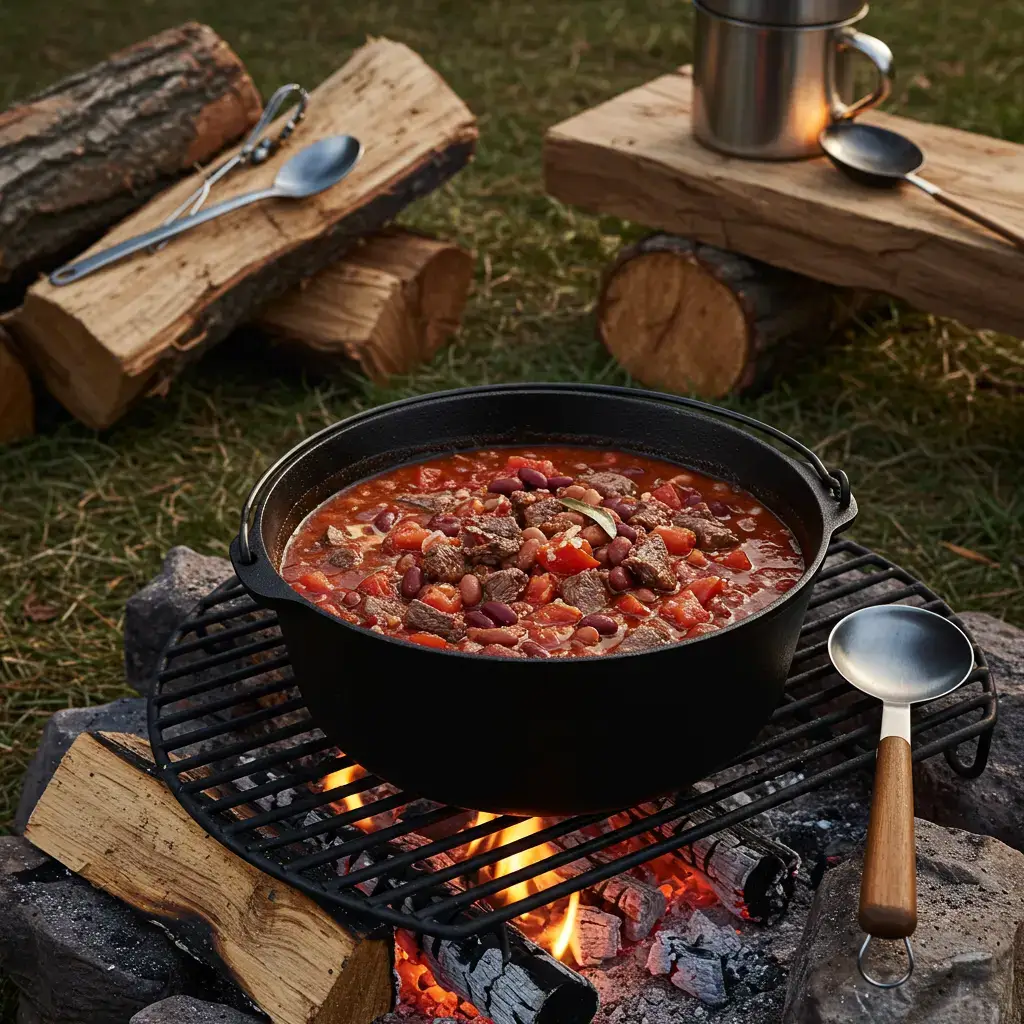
left=858, top=934, right=914, bottom=989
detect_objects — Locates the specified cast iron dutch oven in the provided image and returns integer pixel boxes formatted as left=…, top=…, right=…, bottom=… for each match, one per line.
left=231, top=384, right=856, bottom=815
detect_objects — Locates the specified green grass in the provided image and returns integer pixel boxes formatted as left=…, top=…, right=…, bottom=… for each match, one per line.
left=1, top=0, right=1022, bottom=925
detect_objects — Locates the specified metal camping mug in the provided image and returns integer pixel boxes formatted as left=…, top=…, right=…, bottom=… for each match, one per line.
left=692, top=0, right=894, bottom=160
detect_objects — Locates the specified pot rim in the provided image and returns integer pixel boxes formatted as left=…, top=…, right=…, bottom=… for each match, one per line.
left=232, top=383, right=857, bottom=662
left=692, top=0, right=868, bottom=29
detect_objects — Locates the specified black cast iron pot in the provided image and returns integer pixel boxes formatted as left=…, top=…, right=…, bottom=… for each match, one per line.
left=231, top=384, right=856, bottom=815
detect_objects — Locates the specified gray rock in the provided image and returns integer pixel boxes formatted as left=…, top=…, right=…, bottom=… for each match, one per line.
left=130, top=995, right=264, bottom=1024
left=125, top=546, right=233, bottom=694
left=13, top=697, right=148, bottom=833
left=915, top=613, right=1024, bottom=853
left=784, top=818, right=1024, bottom=1023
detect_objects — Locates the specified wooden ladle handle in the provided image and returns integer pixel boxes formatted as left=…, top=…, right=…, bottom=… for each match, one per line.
left=859, top=735, right=917, bottom=938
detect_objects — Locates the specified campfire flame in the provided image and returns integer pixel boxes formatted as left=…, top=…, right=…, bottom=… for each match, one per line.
left=321, top=764, right=368, bottom=822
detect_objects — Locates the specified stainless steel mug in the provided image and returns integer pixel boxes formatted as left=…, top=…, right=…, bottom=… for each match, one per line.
left=692, top=0, right=894, bottom=160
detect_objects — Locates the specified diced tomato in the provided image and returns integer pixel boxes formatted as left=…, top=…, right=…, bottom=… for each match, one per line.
left=686, top=622, right=719, bottom=638
left=687, top=575, right=727, bottom=607
left=296, top=570, right=333, bottom=594
left=716, top=548, right=752, bottom=572
left=615, top=594, right=651, bottom=617
left=687, top=548, right=710, bottom=567
left=537, top=536, right=600, bottom=574
left=505, top=454, right=557, bottom=477
left=531, top=600, right=583, bottom=625
left=420, top=584, right=462, bottom=614
left=415, top=465, right=443, bottom=489
left=660, top=590, right=712, bottom=629
left=527, top=625, right=564, bottom=649
left=387, top=520, right=431, bottom=551
left=358, top=570, right=395, bottom=598
left=406, top=631, right=450, bottom=650
left=651, top=483, right=682, bottom=509
left=525, top=573, right=557, bottom=605
left=653, top=525, right=697, bottom=555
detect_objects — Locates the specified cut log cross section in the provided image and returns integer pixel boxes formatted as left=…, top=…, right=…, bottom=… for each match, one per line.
left=0, top=325, right=33, bottom=442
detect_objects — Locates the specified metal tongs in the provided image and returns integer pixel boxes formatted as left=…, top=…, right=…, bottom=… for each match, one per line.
left=150, top=83, right=310, bottom=250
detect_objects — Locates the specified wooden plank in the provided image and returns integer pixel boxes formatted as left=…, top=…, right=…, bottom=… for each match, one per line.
left=24, top=732, right=394, bottom=1024
left=544, top=67, right=1024, bottom=338
left=0, top=325, right=33, bottom=443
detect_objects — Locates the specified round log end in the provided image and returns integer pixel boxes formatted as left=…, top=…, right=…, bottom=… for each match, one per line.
left=0, top=327, right=35, bottom=443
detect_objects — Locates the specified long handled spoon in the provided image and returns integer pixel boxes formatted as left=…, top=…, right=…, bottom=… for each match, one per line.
left=820, top=121, right=1024, bottom=250
left=50, top=134, right=362, bottom=286
left=828, top=605, right=975, bottom=988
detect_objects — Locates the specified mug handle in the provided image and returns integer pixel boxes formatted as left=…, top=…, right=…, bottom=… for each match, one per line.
left=831, top=27, right=894, bottom=119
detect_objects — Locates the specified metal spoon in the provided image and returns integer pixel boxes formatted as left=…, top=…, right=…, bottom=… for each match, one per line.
left=819, top=121, right=1024, bottom=250
left=50, top=134, right=363, bottom=286
left=829, top=605, right=975, bottom=989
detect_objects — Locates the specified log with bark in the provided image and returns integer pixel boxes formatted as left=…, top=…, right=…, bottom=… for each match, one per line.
left=0, top=23, right=261, bottom=302
left=0, top=325, right=33, bottom=443
left=257, top=228, right=474, bottom=381
left=11, top=39, right=478, bottom=429
left=23, top=732, right=395, bottom=1024
left=598, top=234, right=867, bottom=398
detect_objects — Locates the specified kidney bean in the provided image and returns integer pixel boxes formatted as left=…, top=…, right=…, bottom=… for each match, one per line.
left=563, top=512, right=586, bottom=526
left=581, top=524, right=608, bottom=547
left=342, top=591, right=362, bottom=608
left=459, top=573, right=483, bottom=606
left=582, top=488, right=603, bottom=506
left=521, top=640, right=551, bottom=658
left=401, top=566, right=424, bottom=600
left=616, top=522, right=638, bottom=542
left=547, top=475, right=574, bottom=489
left=373, top=509, right=397, bottom=532
left=563, top=484, right=587, bottom=500
left=465, top=609, right=496, bottom=629
left=488, top=477, right=524, bottom=495
left=620, top=466, right=646, bottom=478
left=482, top=601, right=518, bottom=626
left=396, top=552, right=417, bottom=572
left=573, top=626, right=600, bottom=645
left=517, top=467, right=548, bottom=490
left=517, top=538, right=541, bottom=571
left=635, top=588, right=658, bottom=604
left=428, top=513, right=462, bottom=537
left=608, top=566, right=633, bottom=592
left=685, top=492, right=703, bottom=507
left=521, top=526, right=547, bottom=543
left=594, top=545, right=610, bottom=566
left=467, top=626, right=520, bottom=646
left=607, top=535, right=633, bottom=566
left=578, top=613, right=617, bottom=636
left=708, top=500, right=732, bottom=519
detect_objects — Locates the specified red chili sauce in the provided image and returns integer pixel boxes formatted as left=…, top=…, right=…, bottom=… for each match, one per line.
left=281, top=448, right=805, bottom=657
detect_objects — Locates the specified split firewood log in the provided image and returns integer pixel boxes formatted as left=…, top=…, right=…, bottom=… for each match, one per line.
left=0, top=23, right=261, bottom=299
left=257, top=228, right=474, bottom=381
left=0, top=325, right=33, bottom=443
left=597, top=234, right=868, bottom=398
left=12, top=39, right=478, bottom=429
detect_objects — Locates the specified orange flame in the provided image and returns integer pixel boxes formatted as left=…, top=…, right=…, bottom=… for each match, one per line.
left=322, top=763, right=368, bottom=820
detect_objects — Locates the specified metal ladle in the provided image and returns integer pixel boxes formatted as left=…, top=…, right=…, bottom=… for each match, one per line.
left=828, top=605, right=975, bottom=989
left=820, top=121, right=1024, bottom=250
left=50, top=134, right=363, bottom=286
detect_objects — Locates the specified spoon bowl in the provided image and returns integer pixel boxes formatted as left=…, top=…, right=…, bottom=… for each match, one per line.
left=274, top=135, right=364, bottom=197
left=820, top=121, right=924, bottom=188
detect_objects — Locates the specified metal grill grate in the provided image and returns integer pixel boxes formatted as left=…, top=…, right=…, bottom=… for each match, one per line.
left=149, top=540, right=996, bottom=939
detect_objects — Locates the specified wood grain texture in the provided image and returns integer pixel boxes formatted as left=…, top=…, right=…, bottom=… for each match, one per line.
left=258, top=228, right=473, bottom=381
left=24, top=732, right=394, bottom=1024
left=13, top=39, right=478, bottom=428
left=0, top=23, right=261, bottom=295
left=544, top=67, right=1024, bottom=338
left=859, top=736, right=917, bottom=939
left=0, top=325, right=33, bottom=443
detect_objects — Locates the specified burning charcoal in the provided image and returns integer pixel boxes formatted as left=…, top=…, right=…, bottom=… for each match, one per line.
left=483, top=568, right=529, bottom=604
left=422, top=541, right=466, bottom=583
left=672, top=503, right=739, bottom=551
left=569, top=905, right=621, bottom=967
left=559, top=569, right=610, bottom=616
left=683, top=908, right=744, bottom=956
left=623, top=534, right=677, bottom=591
left=326, top=546, right=359, bottom=569
left=362, top=595, right=406, bottom=627
left=461, top=516, right=522, bottom=564
left=579, top=471, right=638, bottom=497
left=671, top=945, right=729, bottom=1006
left=321, top=525, right=347, bottom=547
left=628, top=497, right=674, bottom=530
left=613, top=620, right=674, bottom=654
left=396, top=492, right=458, bottom=512
left=130, top=996, right=263, bottom=1024
left=405, top=600, right=465, bottom=641
left=521, top=498, right=566, bottom=529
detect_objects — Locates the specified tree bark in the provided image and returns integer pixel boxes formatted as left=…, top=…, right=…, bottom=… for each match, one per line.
left=257, top=228, right=474, bottom=381
left=0, top=22, right=261, bottom=300
left=597, top=234, right=867, bottom=398
left=0, top=325, right=33, bottom=443
left=10, top=39, right=477, bottom=429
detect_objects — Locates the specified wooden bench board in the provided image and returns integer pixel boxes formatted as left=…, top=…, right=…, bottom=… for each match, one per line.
left=544, top=67, right=1024, bottom=338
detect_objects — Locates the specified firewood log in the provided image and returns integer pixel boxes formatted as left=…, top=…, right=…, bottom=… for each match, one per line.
left=11, top=39, right=478, bottom=429
left=257, top=228, right=473, bottom=381
left=0, top=325, right=33, bottom=443
left=23, top=732, right=395, bottom=1024
left=597, top=234, right=867, bottom=398
left=0, top=23, right=261, bottom=300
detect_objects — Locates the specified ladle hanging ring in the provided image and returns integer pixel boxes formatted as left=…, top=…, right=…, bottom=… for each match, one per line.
left=857, top=934, right=914, bottom=988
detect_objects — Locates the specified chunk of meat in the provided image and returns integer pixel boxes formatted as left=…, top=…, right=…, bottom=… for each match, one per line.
left=321, top=525, right=348, bottom=547
left=559, top=569, right=609, bottom=615
left=614, top=620, right=674, bottom=654
left=404, top=599, right=465, bottom=641
left=623, top=533, right=677, bottom=592
left=483, top=567, right=530, bottom=604
left=629, top=498, right=674, bottom=530
left=521, top=497, right=566, bottom=529
left=362, top=596, right=405, bottom=627
left=580, top=471, right=637, bottom=497
left=480, top=644, right=527, bottom=658
left=671, top=503, right=740, bottom=551
left=422, top=541, right=466, bottom=582
left=326, top=546, right=359, bottom=569
left=396, top=492, right=458, bottom=513
left=461, top=516, right=523, bottom=564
